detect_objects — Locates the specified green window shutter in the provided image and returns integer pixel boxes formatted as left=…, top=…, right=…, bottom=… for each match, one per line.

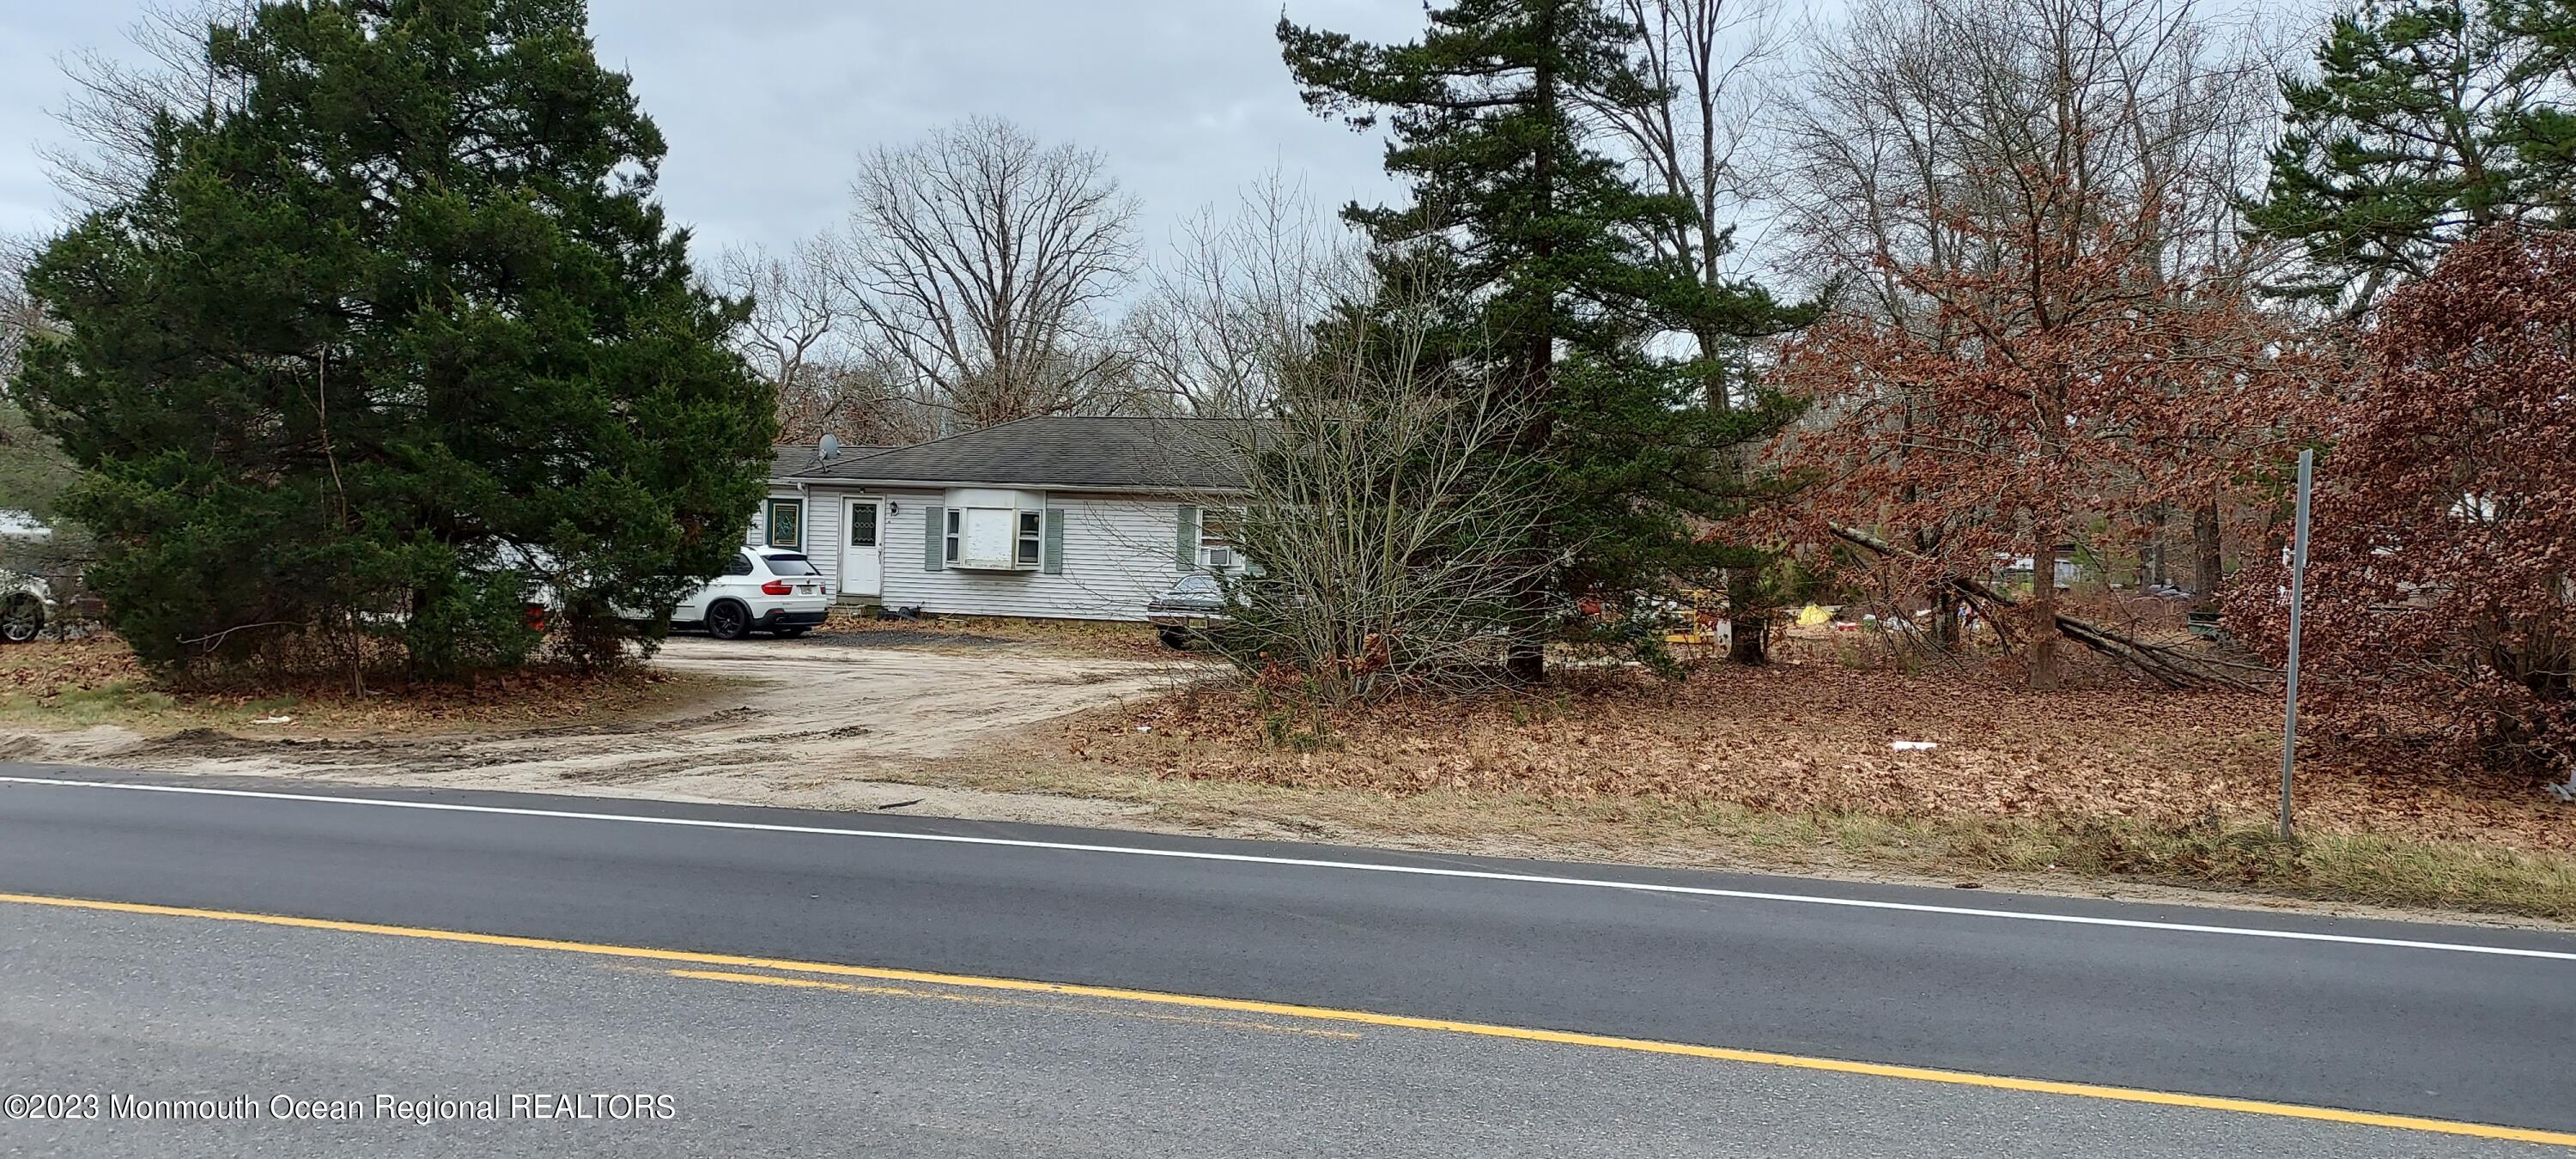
left=923, top=505, right=945, bottom=572
left=1042, top=507, right=1066, bottom=575
left=1174, top=504, right=1199, bottom=571
left=765, top=499, right=803, bottom=549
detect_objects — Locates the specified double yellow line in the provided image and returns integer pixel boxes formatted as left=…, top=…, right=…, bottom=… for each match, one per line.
left=4, top=889, right=2569, bottom=1149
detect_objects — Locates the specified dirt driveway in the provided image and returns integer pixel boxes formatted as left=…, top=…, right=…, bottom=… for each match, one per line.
left=8, top=634, right=1196, bottom=824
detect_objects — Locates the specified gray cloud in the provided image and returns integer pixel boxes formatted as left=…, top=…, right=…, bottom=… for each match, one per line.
left=3, top=1, right=1421, bottom=267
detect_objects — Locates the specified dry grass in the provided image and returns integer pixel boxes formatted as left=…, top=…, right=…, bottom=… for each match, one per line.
left=1036, top=658, right=2576, bottom=920
left=0, top=635, right=736, bottom=738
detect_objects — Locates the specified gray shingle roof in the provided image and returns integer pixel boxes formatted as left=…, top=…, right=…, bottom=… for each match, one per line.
left=771, top=441, right=894, bottom=480
left=780, top=416, right=1250, bottom=492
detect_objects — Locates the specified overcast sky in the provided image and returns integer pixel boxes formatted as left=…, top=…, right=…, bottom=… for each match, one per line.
left=4, top=1, right=2332, bottom=277
left=1, top=1, right=1429, bottom=266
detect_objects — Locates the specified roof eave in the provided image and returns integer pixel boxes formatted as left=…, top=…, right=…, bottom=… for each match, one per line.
left=771, top=474, right=1249, bottom=495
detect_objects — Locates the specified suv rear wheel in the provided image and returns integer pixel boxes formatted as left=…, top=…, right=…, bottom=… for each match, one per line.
left=0, top=594, right=43, bottom=644
left=705, top=600, right=751, bottom=640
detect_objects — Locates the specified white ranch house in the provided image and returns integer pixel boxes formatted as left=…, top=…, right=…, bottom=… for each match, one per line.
left=744, top=416, right=1249, bottom=622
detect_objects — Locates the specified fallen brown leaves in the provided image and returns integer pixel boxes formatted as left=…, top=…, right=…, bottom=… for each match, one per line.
left=0, top=637, right=149, bottom=697
left=1068, top=661, right=2571, bottom=858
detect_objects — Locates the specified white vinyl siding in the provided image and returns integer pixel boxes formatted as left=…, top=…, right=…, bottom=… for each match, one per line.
left=874, top=489, right=1185, bottom=621
left=746, top=486, right=841, bottom=592
left=753, top=484, right=1208, bottom=620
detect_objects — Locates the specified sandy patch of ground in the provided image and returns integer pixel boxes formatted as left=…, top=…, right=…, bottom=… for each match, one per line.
left=0, top=634, right=1203, bottom=828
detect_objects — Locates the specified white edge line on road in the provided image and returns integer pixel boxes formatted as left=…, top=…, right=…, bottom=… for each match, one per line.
left=3, top=773, right=2571, bottom=963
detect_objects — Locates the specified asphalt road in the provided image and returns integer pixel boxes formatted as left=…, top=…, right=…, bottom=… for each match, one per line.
left=0, top=766, right=2570, bottom=1156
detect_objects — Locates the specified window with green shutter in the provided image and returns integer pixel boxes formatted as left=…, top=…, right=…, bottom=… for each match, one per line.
left=1174, top=504, right=1199, bottom=571
left=764, top=499, right=803, bottom=550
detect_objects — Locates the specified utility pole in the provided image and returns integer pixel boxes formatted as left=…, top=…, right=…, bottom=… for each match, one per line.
left=2280, top=449, right=2314, bottom=840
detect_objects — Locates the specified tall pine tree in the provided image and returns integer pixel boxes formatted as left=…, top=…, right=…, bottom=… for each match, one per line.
left=1279, top=0, right=1810, bottom=678
left=12, top=0, right=773, bottom=679
left=2250, top=0, right=2576, bottom=313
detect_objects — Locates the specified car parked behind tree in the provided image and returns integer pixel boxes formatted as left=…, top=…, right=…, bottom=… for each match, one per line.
left=675, top=548, right=833, bottom=640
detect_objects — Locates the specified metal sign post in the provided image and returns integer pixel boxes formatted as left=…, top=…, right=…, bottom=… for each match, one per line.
left=2281, top=449, right=2314, bottom=841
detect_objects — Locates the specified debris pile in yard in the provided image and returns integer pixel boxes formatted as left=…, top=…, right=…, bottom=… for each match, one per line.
left=1067, top=664, right=2570, bottom=857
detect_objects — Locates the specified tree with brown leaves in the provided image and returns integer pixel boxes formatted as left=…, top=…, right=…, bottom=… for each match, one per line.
left=2231, top=227, right=2576, bottom=780
left=1770, top=183, right=2306, bottom=689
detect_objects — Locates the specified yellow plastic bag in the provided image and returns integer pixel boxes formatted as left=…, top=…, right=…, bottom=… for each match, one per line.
left=1795, top=603, right=1831, bottom=628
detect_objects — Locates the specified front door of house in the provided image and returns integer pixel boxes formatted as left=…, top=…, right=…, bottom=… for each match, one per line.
left=841, top=497, right=884, bottom=598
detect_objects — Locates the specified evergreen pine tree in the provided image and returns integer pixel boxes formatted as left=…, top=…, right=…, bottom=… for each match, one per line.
left=1279, top=0, right=1811, bottom=678
left=2249, top=0, right=2576, bottom=313
left=11, top=0, right=773, bottom=678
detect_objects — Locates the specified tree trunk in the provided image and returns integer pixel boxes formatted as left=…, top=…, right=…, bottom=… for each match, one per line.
left=1725, top=566, right=1767, bottom=664
left=1504, top=0, right=1560, bottom=689
left=2141, top=504, right=2166, bottom=588
left=2029, top=533, right=2061, bottom=690
left=2191, top=500, right=2221, bottom=613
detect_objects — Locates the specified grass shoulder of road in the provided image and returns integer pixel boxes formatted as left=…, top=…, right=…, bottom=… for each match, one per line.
left=906, top=658, right=2576, bottom=924
left=0, top=635, right=746, bottom=739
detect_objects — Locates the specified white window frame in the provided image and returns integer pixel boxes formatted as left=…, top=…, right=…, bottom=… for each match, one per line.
left=1017, top=511, right=1042, bottom=567
left=951, top=507, right=1025, bottom=571
left=1199, top=506, right=1239, bottom=571
left=939, top=488, right=1049, bottom=572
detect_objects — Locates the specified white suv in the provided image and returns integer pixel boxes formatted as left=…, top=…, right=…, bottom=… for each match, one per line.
left=675, top=548, right=833, bottom=640
left=0, top=572, right=55, bottom=643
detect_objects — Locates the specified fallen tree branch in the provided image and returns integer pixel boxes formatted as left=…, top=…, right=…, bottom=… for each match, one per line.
left=177, top=620, right=298, bottom=652
left=1830, top=527, right=2268, bottom=691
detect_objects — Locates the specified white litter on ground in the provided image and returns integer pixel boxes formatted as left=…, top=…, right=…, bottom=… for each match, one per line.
left=1891, top=740, right=1939, bottom=752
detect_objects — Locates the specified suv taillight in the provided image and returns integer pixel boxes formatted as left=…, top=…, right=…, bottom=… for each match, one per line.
left=761, top=580, right=793, bottom=596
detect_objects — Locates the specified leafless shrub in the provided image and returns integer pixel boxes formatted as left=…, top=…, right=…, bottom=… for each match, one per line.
left=1182, top=300, right=1555, bottom=707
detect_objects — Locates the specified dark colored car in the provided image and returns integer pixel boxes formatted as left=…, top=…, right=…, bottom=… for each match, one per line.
left=1145, top=573, right=1228, bottom=649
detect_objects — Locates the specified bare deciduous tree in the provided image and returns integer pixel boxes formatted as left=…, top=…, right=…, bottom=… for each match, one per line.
left=1127, top=171, right=1354, bottom=418
left=1772, top=0, right=2281, bottom=314
left=1765, top=0, right=2297, bottom=689
left=43, top=1, right=258, bottom=214
left=1590, top=0, right=1816, bottom=664
left=0, top=237, right=40, bottom=388
left=1597, top=0, right=1789, bottom=386
left=715, top=237, right=841, bottom=400
left=781, top=353, right=940, bottom=448
left=836, top=117, right=1140, bottom=431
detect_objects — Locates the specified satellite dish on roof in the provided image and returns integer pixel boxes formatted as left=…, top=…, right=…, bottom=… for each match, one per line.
left=817, top=434, right=841, bottom=461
